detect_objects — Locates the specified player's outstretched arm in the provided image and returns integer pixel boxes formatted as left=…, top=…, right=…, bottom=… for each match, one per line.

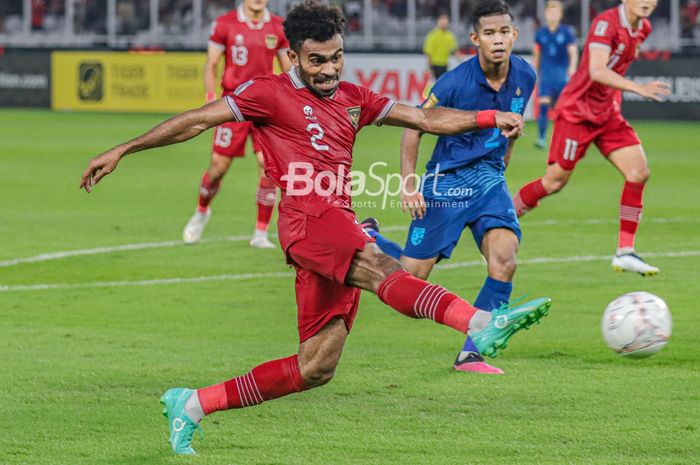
left=79, top=99, right=233, bottom=192
left=383, top=103, right=523, bottom=138
left=588, top=47, right=669, bottom=101
left=399, top=129, right=427, bottom=219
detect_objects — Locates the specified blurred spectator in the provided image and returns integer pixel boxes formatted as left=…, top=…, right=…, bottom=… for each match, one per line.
left=423, top=13, right=457, bottom=79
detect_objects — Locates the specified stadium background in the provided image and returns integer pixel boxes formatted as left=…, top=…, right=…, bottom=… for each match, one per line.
left=1, top=2, right=700, bottom=464
left=1, top=0, right=699, bottom=117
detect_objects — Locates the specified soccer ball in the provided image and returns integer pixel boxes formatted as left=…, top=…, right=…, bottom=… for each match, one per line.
left=601, top=292, right=672, bottom=358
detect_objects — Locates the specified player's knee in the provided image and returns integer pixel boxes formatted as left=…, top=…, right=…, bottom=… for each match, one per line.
left=300, top=358, right=338, bottom=388
left=209, top=159, right=230, bottom=181
left=625, top=166, right=650, bottom=184
left=490, top=256, right=516, bottom=281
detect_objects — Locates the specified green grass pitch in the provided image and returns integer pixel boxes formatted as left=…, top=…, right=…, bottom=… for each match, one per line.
left=1, top=109, right=699, bottom=465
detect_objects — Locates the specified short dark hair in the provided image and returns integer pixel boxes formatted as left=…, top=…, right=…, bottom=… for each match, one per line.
left=471, top=0, right=513, bottom=31
left=284, top=1, right=346, bottom=52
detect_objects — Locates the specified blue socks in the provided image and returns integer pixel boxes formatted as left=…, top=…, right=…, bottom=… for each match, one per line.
left=537, top=103, right=549, bottom=141
left=461, top=277, right=513, bottom=353
left=366, top=229, right=403, bottom=260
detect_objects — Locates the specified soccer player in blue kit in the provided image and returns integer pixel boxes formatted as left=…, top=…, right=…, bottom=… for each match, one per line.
left=533, top=0, right=578, bottom=148
left=367, top=0, right=536, bottom=374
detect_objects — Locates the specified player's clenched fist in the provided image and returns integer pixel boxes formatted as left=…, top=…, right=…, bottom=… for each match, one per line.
left=79, top=147, right=124, bottom=193
left=495, top=111, right=524, bottom=138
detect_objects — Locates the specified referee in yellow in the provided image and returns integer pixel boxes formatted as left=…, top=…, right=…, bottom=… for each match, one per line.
left=423, top=13, right=458, bottom=80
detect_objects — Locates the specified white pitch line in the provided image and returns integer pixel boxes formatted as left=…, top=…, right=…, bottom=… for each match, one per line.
left=0, top=216, right=697, bottom=269
left=2, top=249, right=699, bottom=293
left=0, top=234, right=250, bottom=268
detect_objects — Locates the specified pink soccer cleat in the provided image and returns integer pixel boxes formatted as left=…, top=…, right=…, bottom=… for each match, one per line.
left=453, top=352, right=504, bottom=375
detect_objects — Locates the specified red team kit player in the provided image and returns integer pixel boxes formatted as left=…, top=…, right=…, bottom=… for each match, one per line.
left=80, top=1, right=552, bottom=455
left=513, top=0, right=670, bottom=276
left=183, top=0, right=291, bottom=248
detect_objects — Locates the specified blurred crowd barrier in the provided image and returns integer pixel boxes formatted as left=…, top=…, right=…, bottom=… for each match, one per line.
left=0, top=0, right=697, bottom=53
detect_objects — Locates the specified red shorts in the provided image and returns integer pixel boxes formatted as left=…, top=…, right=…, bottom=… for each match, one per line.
left=282, top=205, right=374, bottom=343
left=548, top=113, right=641, bottom=170
left=211, top=121, right=263, bottom=158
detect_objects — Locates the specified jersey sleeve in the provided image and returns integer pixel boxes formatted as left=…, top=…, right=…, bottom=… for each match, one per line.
left=588, top=14, right=616, bottom=52
left=420, top=72, right=455, bottom=109
left=224, top=78, right=276, bottom=123
left=208, top=18, right=226, bottom=50
left=534, top=29, right=544, bottom=47
left=277, top=24, right=290, bottom=51
left=565, top=26, right=577, bottom=45
left=357, top=86, right=397, bottom=128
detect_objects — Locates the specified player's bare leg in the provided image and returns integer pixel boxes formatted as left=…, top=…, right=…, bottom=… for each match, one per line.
left=399, top=255, right=437, bottom=281
left=183, top=153, right=232, bottom=244
left=161, top=318, right=346, bottom=455
left=513, top=162, right=573, bottom=216
left=346, top=242, right=551, bottom=358
left=608, top=144, right=658, bottom=276
left=250, top=150, right=277, bottom=249
left=454, top=228, right=519, bottom=374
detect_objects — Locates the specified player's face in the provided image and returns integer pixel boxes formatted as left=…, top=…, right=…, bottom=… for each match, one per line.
left=244, top=0, right=268, bottom=14
left=470, top=14, right=518, bottom=65
left=289, top=34, right=344, bottom=97
left=544, top=3, right=563, bottom=26
left=624, top=0, right=658, bottom=19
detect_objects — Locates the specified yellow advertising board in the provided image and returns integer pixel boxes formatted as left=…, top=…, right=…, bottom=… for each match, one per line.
left=52, top=51, right=208, bottom=113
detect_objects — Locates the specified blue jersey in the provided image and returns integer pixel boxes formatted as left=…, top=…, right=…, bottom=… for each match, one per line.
left=535, top=25, right=576, bottom=83
left=422, top=54, right=536, bottom=174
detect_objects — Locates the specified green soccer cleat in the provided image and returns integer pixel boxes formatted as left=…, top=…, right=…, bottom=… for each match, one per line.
left=471, top=297, right=552, bottom=358
left=160, top=388, right=202, bottom=455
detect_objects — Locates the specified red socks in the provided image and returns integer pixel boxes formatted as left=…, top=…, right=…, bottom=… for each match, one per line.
left=197, top=355, right=308, bottom=415
left=197, top=171, right=221, bottom=213
left=376, top=270, right=476, bottom=333
left=255, top=176, right=276, bottom=231
left=513, top=178, right=548, bottom=216
left=619, top=181, right=645, bottom=250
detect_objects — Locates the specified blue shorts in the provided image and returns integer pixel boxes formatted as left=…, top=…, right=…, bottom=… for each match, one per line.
left=403, top=180, right=521, bottom=261
left=538, top=78, right=567, bottom=101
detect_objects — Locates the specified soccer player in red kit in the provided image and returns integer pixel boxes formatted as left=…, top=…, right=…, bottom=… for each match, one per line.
left=183, top=0, right=291, bottom=248
left=512, top=0, right=670, bottom=276
left=80, top=2, right=552, bottom=455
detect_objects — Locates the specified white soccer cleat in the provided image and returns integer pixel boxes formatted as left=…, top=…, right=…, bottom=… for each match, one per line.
left=612, top=251, right=659, bottom=277
left=183, top=209, right=211, bottom=245
left=249, top=230, right=275, bottom=249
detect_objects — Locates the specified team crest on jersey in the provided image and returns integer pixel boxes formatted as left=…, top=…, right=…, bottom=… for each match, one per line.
left=515, top=87, right=521, bottom=97
left=594, top=20, right=608, bottom=37
left=265, top=35, right=278, bottom=49
left=410, top=227, right=426, bottom=246
left=422, top=92, right=439, bottom=109
left=346, top=106, right=361, bottom=128
left=511, top=97, right=524, bottom=114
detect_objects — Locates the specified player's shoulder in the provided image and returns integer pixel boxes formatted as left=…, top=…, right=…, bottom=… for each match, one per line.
left=269, top=13, right=286, bottom=26
left=641, top=18, right=653, bottom=35
left=238, top=73, right=287, bottom=93
left=511, top=54, right=536, bottom=82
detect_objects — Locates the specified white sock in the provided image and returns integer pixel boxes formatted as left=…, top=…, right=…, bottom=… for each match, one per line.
left=468, top=310, right=492, bottom=334
left=253, top=228, right=268, bottom=239
left=184, top=391, right=205, bottom=424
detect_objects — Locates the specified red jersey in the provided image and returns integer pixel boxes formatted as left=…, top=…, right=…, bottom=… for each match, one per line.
left=223, top=69, right=395, bottom=214
left=556, top=5, right=651, bottom=125
left=208, top=5, right=289, bottom=94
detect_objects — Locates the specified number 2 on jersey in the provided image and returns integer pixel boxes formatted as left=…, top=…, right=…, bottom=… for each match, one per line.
left=484, top=128, right=501, bottom=149
left=307, top=123, right=329, bottom=151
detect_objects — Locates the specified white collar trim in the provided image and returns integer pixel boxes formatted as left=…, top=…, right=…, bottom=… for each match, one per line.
left=237, top=4, right=271, bottom=29
left=618, top=4, right=642, bottom=36
left=288, top=67, right=306, bottom=89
